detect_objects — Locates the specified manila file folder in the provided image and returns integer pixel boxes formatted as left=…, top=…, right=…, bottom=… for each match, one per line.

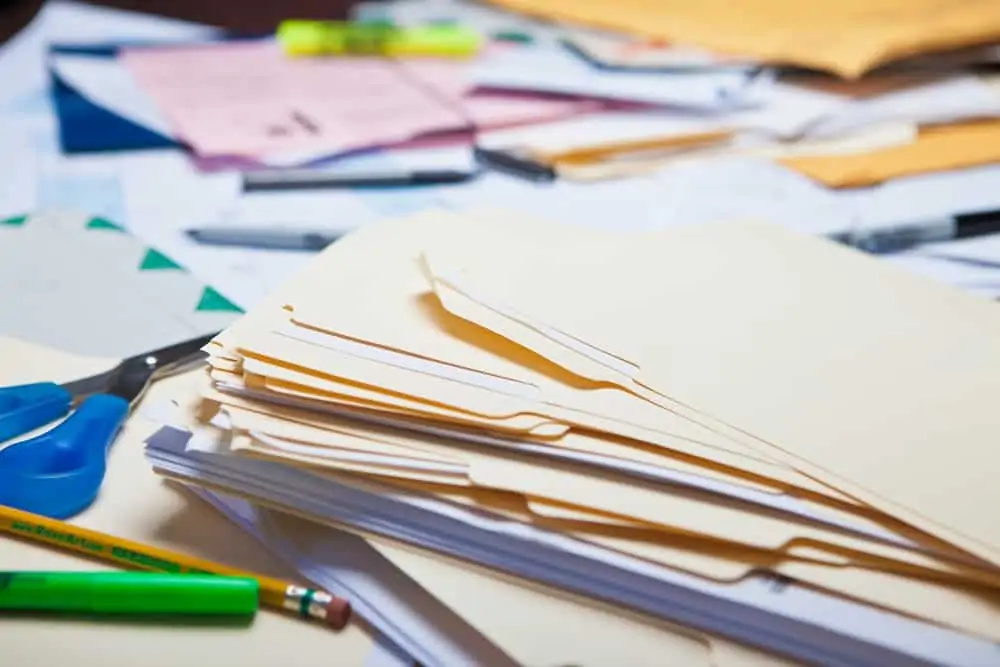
left=417, top=217, right=1000, bottom=568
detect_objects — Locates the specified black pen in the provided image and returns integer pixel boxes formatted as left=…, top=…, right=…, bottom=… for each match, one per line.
left=472, top=146, right=557, bottom=183
left=921, top=253, right=1000, bottom=271
left=242, top=168, right=476, bottom=193
left=830, top=208, right=1000, bottom=254
left=185, top=227, right=342, bottom=251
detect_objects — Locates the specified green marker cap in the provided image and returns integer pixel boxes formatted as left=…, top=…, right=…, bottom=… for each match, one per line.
left=0, top=572, right=259, bottom=617
left=492, top=30, right=534, bottom=44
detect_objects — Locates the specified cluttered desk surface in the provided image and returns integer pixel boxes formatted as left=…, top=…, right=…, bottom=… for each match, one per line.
left=3, top=1, right=1000, bottom=665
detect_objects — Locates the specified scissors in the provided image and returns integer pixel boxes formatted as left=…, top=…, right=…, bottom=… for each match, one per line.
left=0, top=333, right=216, bottom=519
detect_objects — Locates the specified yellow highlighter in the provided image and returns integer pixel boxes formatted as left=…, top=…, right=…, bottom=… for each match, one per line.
left=278, top=20, right=483, bottom=58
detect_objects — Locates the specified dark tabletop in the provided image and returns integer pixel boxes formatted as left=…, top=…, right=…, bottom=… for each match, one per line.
left=0, top=0, right=358, bottom=45
left=0, top=0, right=41, bottom=45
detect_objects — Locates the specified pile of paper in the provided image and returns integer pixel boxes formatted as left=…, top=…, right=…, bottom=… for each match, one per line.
left=354, top=0, right=1000, bottom=186
left=469, top=50, right=1000, bottom=185
left=47, top=0, right=1000, bottom=185
left=145, top=208, right=1000, bottom=665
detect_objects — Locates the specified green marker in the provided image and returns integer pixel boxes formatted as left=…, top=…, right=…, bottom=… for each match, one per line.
left=0, top=572, right=259, bottom=617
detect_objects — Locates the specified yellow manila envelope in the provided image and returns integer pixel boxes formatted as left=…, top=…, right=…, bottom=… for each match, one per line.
left=484, top=0, right=1000, bottom=78
left=781, top=119, right=1000, bottom=187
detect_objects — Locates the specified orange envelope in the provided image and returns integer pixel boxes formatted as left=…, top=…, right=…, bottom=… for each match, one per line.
left=485, top=0, right=1000, bottom=78
left=781, top=119, right=1000, bottom=187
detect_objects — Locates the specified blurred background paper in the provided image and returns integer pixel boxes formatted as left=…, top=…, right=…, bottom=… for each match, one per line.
left=120, top=40, right=471, bottom=159
left=50, top=53, right=176, bottom=139
left=481, top=0, right=1000, bottom=78
left=795, top=75, right=1000, bottom=139
left=440, top=157, right=857, bottom=236
left=0, top=129, right=38, bottom=219
left=561, top=31, right=757, bottom=72
left=118, top=149, right=467, bottom=310
left=782, top=118, right=1000, bottom=187
left=119, top=40, right=606, bottom=163
left=471, top=44, right=765, bottom=109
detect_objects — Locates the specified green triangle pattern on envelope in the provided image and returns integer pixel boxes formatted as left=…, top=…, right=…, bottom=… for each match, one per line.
left=1, top=215, right=27, bottom=227
left=86, top=217, right=125, bottom=231
left=197, top=287, right=244, bottom=313
left=139, top=248, right=183, bottom=271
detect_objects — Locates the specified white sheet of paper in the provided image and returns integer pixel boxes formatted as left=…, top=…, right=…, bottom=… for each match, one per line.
left=193, top=489, right=517, bottom=667
left=803, top=76, right=1000, bottom=138
left=896, top=235, right=1000, bottom=298
left=119, top=150, right=464, bottom=310
left=478, top=109, right=732, bottom=153
left=837, top=164, right=1000, bottom=233
left=472, top=45, right=765, bottom=110
left=0, top=127, right=38, bottom=218
left=119, top=151, right=299, bottom=308
left=123, top=149, right=858, bottom=310
left=919, top=234, right=1000, bottom=267
left=884, top=252, right=1000, bottom=299
left=364, top=635, right=414, bottom=667
left=443, top=157, right=855, bottom=236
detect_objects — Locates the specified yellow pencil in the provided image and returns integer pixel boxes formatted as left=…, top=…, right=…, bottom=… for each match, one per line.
left=0, top=504, right=351, bottom=629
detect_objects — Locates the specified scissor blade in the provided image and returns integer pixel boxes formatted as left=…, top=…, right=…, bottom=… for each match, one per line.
left=122, top=331, right=219, bottom=371
left=61, top=331, right=218, bottom=406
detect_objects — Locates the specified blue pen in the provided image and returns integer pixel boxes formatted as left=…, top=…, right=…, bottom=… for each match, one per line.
left=0, top=333, right=213, bottom=519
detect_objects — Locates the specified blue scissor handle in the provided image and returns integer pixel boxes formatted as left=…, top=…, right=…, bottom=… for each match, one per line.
left=0, top=382, right=72, bottom=443
left=0, top=394, right=129, bottom=518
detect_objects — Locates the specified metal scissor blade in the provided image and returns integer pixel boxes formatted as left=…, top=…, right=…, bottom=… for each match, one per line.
left=61, top=331, right=218, bottom=406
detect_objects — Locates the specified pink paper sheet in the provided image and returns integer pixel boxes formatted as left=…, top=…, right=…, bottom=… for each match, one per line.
left=121, top=40, right=599, bottom=160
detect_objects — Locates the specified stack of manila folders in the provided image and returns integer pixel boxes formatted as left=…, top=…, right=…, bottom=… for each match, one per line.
left=145, top=209, right=1000, bottom=666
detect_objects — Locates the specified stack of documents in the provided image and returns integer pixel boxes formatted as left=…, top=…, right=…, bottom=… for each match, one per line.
left=470, top=58, right=1000, bottom=183
left=146, top=209, right=1000, bottom=665
left=43, top=0, right=1000, bottom=186
left=362, top=0, right=1000, bottom=185
left=112, top=39, right=608, bottom=165
left=51, top=37, right=613, bottom=165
